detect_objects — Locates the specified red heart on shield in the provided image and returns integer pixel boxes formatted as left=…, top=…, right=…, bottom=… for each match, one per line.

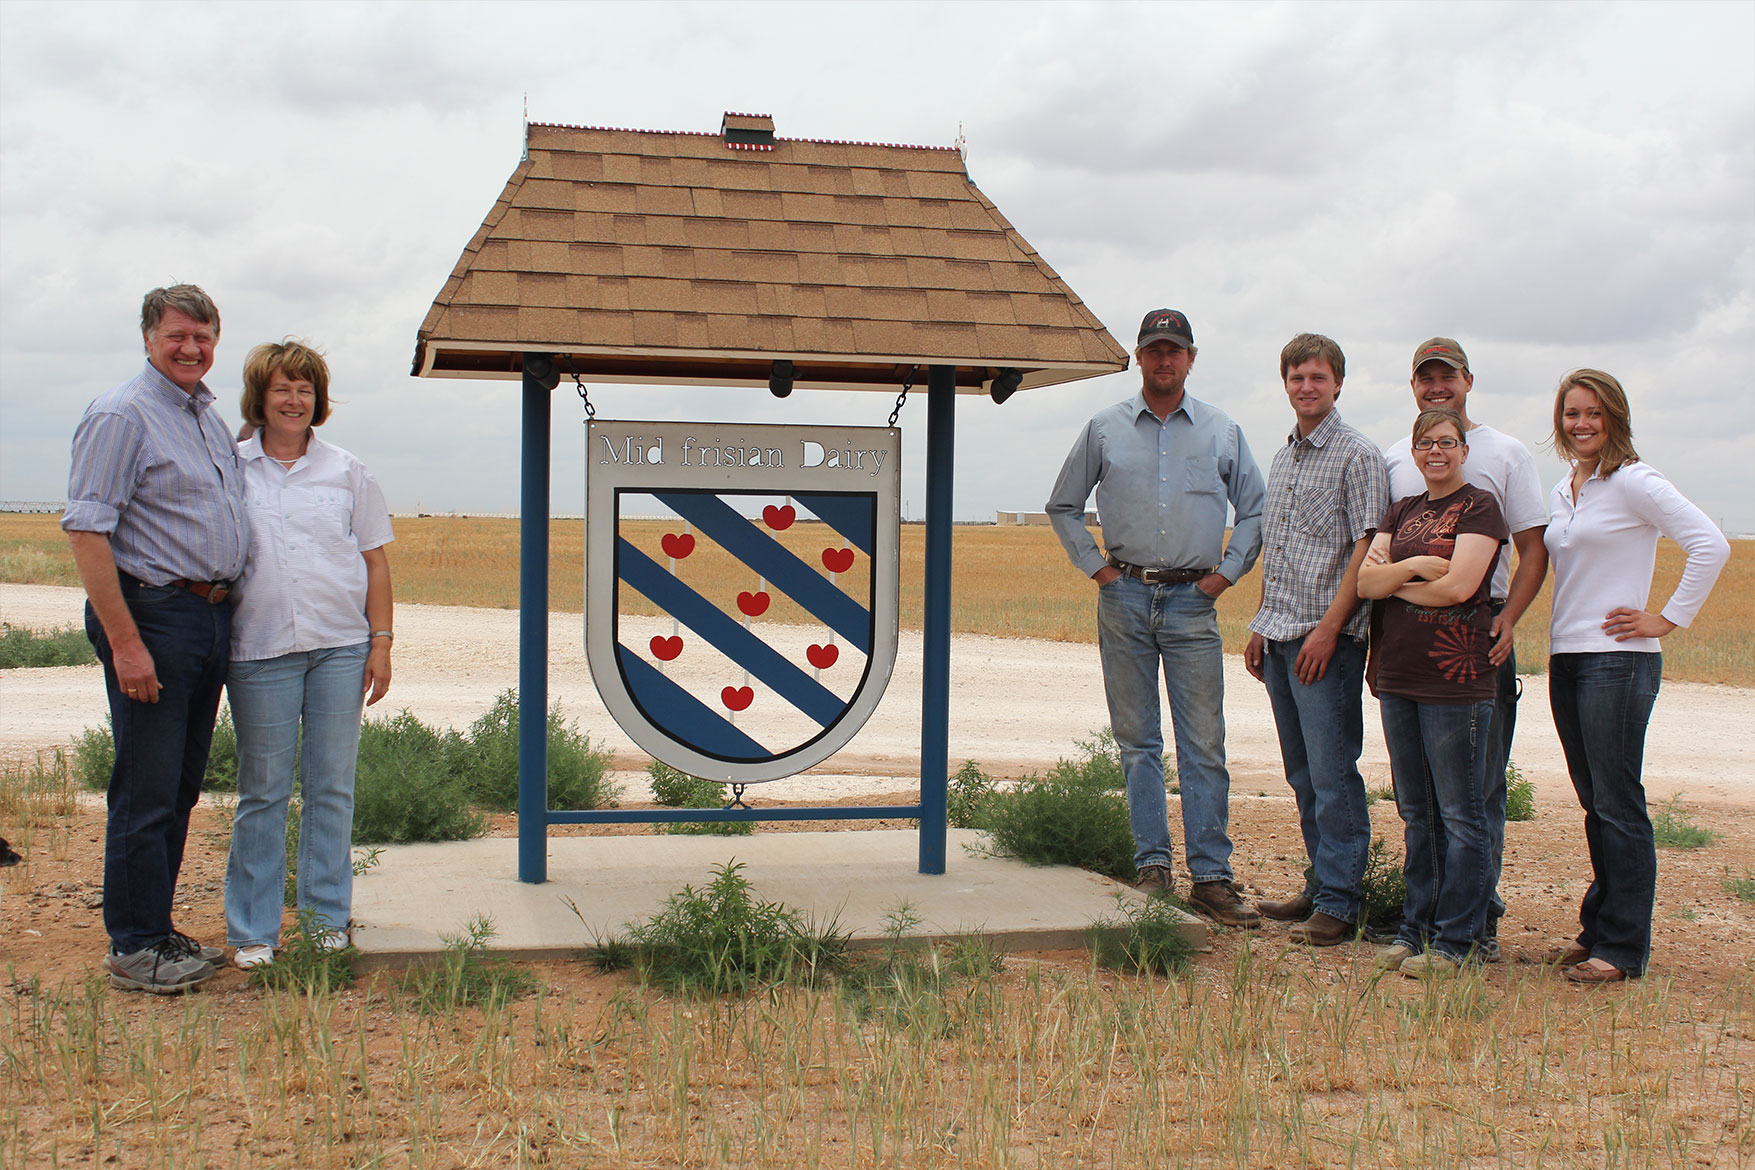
left=661, top=532, right=695, bottom=559
left=806, top=643, right=839, bottom=669
left=736, top=590, right=770, bottom=617
left=721, top=686, right=754, bottom=712
left=650, top=635, right=683, bottom=661
left=821, top=547, right=855, bottom=574
left=762, top=504, right=796, bottom=531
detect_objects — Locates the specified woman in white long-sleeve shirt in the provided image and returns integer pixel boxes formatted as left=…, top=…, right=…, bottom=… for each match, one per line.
left=1544, top=368, right=1728, bottom=984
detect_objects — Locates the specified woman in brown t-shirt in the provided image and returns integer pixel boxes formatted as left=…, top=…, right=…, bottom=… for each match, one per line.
left=1358, top=407, right=1508, bottom=977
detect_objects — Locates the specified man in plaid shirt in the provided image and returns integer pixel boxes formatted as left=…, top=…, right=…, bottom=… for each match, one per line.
left=1244, top=334, right=1389, bottom=946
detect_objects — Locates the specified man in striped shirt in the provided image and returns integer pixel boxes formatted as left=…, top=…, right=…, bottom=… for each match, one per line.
left=64, top=285, right=248, bottom=993
left=1245, top=334, right=1389, bottom=946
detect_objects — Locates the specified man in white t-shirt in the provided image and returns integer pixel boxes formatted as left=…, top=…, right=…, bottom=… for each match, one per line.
left=1382, top=338, right=1549, bottom=961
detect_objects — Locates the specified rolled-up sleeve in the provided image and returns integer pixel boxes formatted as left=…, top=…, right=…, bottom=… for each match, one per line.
left=1217, top=426, right=1265, bottom=583
left=1046, top=420, right=1108, bottom=577
left=62, top=410, right=143, bottom=535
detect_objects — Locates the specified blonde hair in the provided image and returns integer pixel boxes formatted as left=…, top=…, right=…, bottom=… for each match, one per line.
left=1552, top=368, right=1638, bottom=476
left=240, top=340, right=331, bottom=429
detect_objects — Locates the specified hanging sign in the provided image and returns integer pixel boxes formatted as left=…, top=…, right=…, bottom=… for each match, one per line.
left=585, top=420, right=901, bottom=783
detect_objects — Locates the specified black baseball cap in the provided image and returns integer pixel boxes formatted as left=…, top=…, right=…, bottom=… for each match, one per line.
left=1137, top=308, right=1194, bottom=349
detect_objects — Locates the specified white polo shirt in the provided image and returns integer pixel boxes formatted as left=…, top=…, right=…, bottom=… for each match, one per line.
left=231, top=433, right=394, bottom=662
left=1545, top=460, right=1728, bottom=655
left=1385, top=422, right=1546, bottom=602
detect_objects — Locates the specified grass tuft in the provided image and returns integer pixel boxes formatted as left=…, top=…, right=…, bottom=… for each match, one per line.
left=1652, top=794, right=1717, bottom=850
left=1090, top=892, right=1199, bottom=976
left=1360, top=837, right=1408, bottom=936
left=0, top=623, right=95, bottom=668
left=1722, top=868, right=1755, bottom=903
left=585, top=860, right=849, bottom=994
left=249, top=910, right=356, bottom=993
left=398, top=915, right=541, bottom=1014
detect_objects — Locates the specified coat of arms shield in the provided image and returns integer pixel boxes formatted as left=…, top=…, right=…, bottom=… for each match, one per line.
left=586, top=420, right=901, bottom=783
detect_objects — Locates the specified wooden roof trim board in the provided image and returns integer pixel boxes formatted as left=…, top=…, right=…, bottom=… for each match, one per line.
left=413, top=113, right=1127, bottom=394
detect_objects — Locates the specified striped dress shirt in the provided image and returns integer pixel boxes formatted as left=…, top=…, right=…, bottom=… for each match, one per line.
left=62, top=362, right=248, bottom=584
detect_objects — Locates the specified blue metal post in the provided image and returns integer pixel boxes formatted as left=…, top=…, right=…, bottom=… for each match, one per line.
left=518, top=355, right=556, bottom=883
left=918, top=364, right=956, bottom=874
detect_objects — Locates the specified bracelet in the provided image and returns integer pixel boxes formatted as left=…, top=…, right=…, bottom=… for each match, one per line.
left=370, top=630, right=394, bottom=644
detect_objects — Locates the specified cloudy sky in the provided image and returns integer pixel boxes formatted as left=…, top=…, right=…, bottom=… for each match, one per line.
left=3, top=1, right=1750, bottom=533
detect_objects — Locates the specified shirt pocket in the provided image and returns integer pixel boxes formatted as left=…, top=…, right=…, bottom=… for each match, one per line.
left=303, top=487, right=360, bottom=556
left=1183, top=455, right=1222, bottom=495
left=1291, top=485, right=1338, bottom=537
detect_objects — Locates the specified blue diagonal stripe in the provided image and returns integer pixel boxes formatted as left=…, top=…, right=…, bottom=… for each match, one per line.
left=653, top=492, right=869, bottom=653
left=619, top=539, right=847, bottom=727
left=794, top=493, right=876, bottom=557
left=617, top=647, right=770, bottom=760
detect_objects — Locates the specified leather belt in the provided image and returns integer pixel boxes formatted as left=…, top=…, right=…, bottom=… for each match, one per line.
left=1106, top=558, right=1211, bottom=585
left=121, top=572, right=234, bottom=605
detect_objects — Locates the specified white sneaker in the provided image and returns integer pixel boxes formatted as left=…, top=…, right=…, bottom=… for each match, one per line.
left=232, top=944, right=274, bottom=970
left=314, top=929, right=350, bottom=953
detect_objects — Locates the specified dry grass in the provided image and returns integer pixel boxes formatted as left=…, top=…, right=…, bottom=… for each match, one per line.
left=3, top=946, right=1750, bottom=1168
left=6, top=513, right=1748, bottom=685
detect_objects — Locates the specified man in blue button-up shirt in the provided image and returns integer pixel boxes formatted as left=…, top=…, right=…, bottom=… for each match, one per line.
left=1047, top=309, right=1266, bottom=927
left=64, top=285, right=248, bottom=993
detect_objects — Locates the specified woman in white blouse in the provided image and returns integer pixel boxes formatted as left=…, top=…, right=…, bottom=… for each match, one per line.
left=1544, top=369, right=1727, bottom=984
left=224, top=341, right=394, bottom=969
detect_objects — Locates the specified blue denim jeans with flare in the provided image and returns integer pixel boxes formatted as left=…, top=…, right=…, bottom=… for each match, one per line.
left=225, top=643, right=369, bottom=949
left=1261, top=634, right=1372, bottom=923
left=1381, top=694, right=1494, bottom=964
left=1097, top=576, right=1235, bottom=882
left=1549, top=651, right=1661, bottom=978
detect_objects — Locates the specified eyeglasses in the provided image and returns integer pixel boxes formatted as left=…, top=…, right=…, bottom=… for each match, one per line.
left=1413, top=437, right=1462, bottom=451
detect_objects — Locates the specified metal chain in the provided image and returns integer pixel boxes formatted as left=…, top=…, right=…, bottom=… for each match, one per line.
left=887, top=369, right=916, bottom=428
left=563, top=354, right=595, bottom=419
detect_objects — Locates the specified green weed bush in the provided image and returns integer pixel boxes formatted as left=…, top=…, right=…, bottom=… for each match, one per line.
left=0, top=623, right=95, bottom=668
left=1504, top=762, right=1535, bottom=822
left=249, top=910, right=356, bottom=993
left=947, top=759, right=995, bottom=829
left=464, top=690, right=617, bottom=812
left=68, top=710, right=236, bottom=792
left=73, top=724, right=113, bottom=791
left=648, top=761, right=750, bottom=836
left=1721, top=869, right=1755, bottom=904
left=1090, top=893, right=1199, bottom=976
left=978, top=738, right=1137, bottom=881
left=1360, top=837, right=1407, bottom=935
left=351, top=711, right=484, bottom=844
left=587, top=860, right=849, bottom=994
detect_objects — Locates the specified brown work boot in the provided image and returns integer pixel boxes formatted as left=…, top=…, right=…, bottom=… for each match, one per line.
left=1188, top=880, right=1262, bottom=929
left=1287, top=911, right=1354, bottom=946
left=1132, top=864, right=1175, bottom=897
left=1258, top=891, right=1314, bottom=922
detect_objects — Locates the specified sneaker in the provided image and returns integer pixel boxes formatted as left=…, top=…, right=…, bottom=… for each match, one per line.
left=1188, top=880, right=1262, bottom=929
left=1372, top=943, right=1417, bottom=972
left=107, top=939, right=216, bottom=994
left=170, top=930, right=224, bottom=968
left=1132, top=865, right=1176, bottom=897
left=314, top=929, right=350, bottom=953
left=232, top=944, right=275, bottom=970
left=1399, top=952, right=1461, bottom=979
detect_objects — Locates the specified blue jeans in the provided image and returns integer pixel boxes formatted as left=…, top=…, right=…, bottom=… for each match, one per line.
left=1549, top=652, right=1661, bottom=978
left=1261, top=634, right=1371, bottom=922
left=1483, top=602, right=1519, bottom=928
left=1097, top=576, right=1233, bottom=882
left=1380, top=695, right=1494, bottom=963
left=86, top=586, right=231, bottom=953
left=225, top=643, right=369, bottom=948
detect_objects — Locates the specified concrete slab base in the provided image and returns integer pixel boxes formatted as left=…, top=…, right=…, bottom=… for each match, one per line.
left=349, top=829, right=1205, bottom=970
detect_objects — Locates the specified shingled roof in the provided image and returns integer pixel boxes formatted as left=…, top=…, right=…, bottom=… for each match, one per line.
left=412, top=114, right=1128, bottom=394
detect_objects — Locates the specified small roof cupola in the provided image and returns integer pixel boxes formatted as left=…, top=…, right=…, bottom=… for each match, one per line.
left=721, top=111, right=776, bottom=151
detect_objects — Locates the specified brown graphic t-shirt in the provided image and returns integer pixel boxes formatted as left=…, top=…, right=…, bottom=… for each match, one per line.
left=1373, top=484, right=1508, bottom=703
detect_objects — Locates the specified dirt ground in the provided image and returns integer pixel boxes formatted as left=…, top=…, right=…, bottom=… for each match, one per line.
left=4, top=583, right=1755, bottom=1167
